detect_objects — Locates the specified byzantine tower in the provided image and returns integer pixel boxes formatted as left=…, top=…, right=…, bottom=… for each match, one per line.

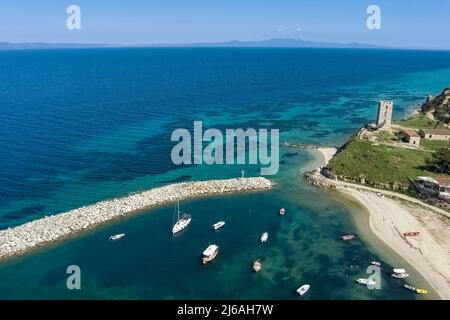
left=376, top=100, right=393, bottom=130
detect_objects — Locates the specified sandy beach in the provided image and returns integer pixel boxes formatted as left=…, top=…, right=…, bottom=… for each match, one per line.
left=313, top=147, right=450, bottom=300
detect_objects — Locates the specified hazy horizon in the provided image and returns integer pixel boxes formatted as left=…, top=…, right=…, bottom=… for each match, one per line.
left=1, top=1, right=450, bottom=49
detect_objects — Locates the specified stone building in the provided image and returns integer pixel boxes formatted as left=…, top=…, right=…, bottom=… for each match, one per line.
left=402, top=130, right=420, bottom=146
left=414, top=176, right=450, bottom=203
left=422, top=129, right=450, bottom=141
left=376, top=100, right=393, bottom=130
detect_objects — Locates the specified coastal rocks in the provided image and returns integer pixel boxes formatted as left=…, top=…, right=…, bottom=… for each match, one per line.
left=283, top=141, right=326, bottom=150
left=304, top=168, right=337, bottom=189
left=0, top=177, right=272, bottom=260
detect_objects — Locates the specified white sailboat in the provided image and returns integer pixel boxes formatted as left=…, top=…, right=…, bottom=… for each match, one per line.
left=172, top=200, right=191, bottom=234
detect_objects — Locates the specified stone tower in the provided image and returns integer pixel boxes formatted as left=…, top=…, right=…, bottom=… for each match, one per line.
left=376, top=100, right=393, bottom=130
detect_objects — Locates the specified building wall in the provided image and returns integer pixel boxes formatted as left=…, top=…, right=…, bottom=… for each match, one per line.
left=407, top=136, right=421, bottom=145
left=425, top=134, right=450, bottom=141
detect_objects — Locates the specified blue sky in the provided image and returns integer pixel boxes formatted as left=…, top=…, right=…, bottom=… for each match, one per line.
left=1, top=0, right=449, bottom=48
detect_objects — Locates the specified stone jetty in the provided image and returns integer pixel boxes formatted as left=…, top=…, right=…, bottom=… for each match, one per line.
left=0, top=177, right=272, bottom=260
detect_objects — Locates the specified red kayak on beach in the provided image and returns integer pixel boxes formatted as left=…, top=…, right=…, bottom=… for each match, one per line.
left=403, top=231, right=420, bottom=237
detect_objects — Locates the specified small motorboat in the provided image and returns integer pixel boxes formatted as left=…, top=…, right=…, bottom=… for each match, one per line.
left=279, top=208, right=286, bottom=215
left=392, top=273, right=410, bottom=279
left=371, top=261, right=381, bottom=267
left=404, top=284, right=416, bottom=291
left=296, top=284, right=310, bottom=296
left=202, top=244, right=219, bottom=264
left=391, top=269, right=409, bottom=279
left=403, top=231, right=420, bottom=237
left=393, top=268, right=406, bottom=274
left=253, top=260, right=262, bottom=272
left=260, top=232, right=268, bottom=243
left=212, top=221, right=225, bottom=231
left=341, top=234, right=355, bottom=241
left=109, top=233, right=125, bottom=241
left=416, top=288, right=428, bottom=294
left=356, top=278, right=376, bottom=286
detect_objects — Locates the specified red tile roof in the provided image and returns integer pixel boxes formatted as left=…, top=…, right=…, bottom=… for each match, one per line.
left=403, top=130, right=420, bottom=137
left=435, top=177, right=450, bottom=186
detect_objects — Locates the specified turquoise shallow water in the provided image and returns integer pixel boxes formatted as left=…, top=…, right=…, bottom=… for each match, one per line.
left=0, top=48, right=449, bottom=299
left=0, top=150, right=421, bottom=299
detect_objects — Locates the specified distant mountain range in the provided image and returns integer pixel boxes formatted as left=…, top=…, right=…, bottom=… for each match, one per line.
left=174, top=38, right=385, bottom=49
left=0, top=38, right=387, bottom=50
left=1, top=38, right=445, bottom=50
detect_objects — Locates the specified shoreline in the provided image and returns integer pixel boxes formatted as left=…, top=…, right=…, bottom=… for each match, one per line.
left=309, top=147, right=450, bottom=300
left=0, top=177, right=272, bottom=261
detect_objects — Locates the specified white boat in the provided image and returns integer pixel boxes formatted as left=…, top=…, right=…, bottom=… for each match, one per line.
left=296, top=284, right=310, bottom=296
left=371, top=261, right=381, bottom=267
left=202, top=244, right=219, bottom=264
left=260, top=232, right=268, bottom=243
left=356, top=278, right=376, bottom=286
left=279, top=208, right=286, bottom=215
left=109, top=233, right=125, bottom=241
left=404, top=284, right=416, bottom=291
left=253, top=260, right=262, bottom=272
left=391, top=268, right=409, bottom=278
left=172, top=200, right=191, bottom=234
left=393, top=268, right=406, bottom=274
left=392, top=272, right=409, bottom=279
left=212, top=221, right=225, bottom=230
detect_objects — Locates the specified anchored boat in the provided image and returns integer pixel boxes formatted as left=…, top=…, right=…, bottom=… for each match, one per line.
left=172, top=200, right=191, bottom=234
left=109, top=233, right=125, bottom=241
left=253, top=260, right=262, bottom=272
left=416, top=288, right=428, bottom=294
left=202, top=244, right=219, bottom=264
left=260, top=232, right=268, bottom=243
left=212, top=221, right=225, bottom=231
left=404, top=284, right=416, bottom=291
left=341, top=234, right=355, bottom=241
left=279, top=208, right=285, bottom=215
left=296, top=284, right=310, bottom=296
left=356, top=278, right=376, bottom=286
left=391, top=268, right=409, bottom=279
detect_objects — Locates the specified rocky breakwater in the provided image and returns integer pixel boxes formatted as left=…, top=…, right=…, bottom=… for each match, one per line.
left=0, top=177, right=272, bottom=260
left=304, top=168, right=337, bottom=189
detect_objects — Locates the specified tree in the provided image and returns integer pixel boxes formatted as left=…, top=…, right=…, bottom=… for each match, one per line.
left=427, top=148, right=450, bottom=174
left=418, top=129, right=425, bottom=138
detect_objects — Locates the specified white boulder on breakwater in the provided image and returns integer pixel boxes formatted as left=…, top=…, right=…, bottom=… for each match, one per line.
left=0, top=177, right=272, bottom=260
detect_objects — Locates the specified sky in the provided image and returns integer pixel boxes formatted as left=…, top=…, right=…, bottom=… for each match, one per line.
left=1, top=0, right=450, bottom=48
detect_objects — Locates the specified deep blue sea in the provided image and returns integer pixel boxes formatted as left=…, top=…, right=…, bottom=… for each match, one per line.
left=0, top=48, right=449, bottom=299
